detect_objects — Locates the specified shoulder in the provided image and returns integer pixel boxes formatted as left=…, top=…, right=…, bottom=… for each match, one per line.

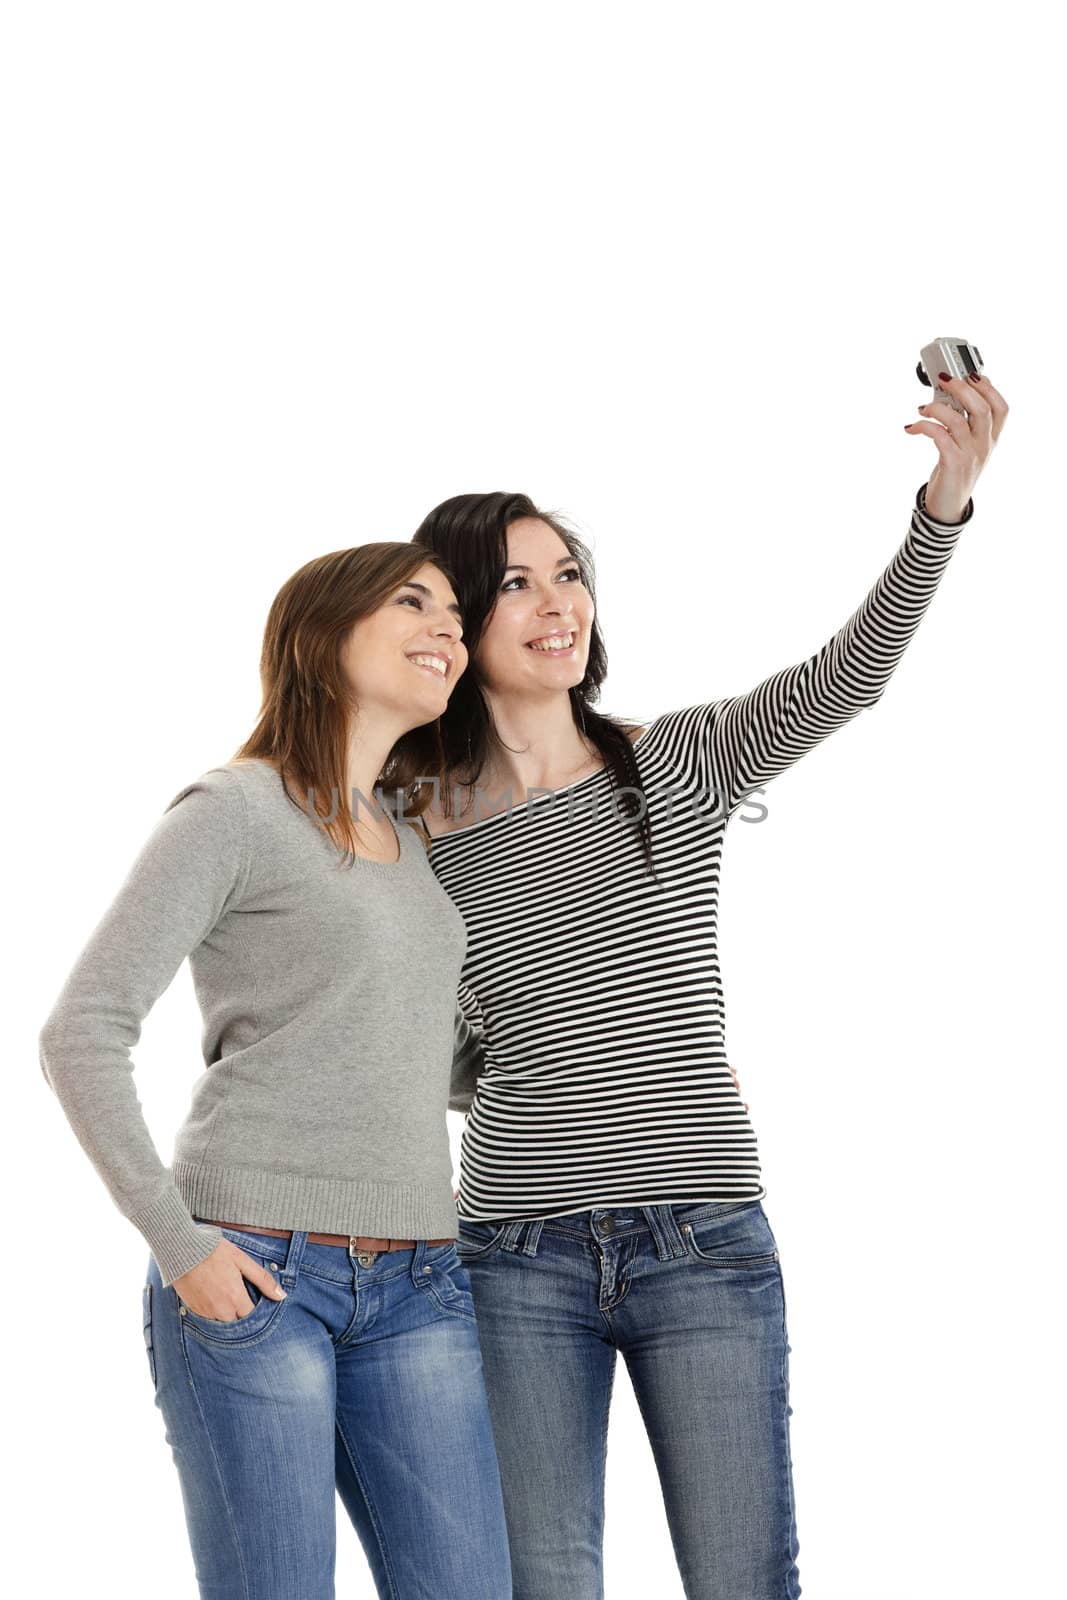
left=618, top=706, right=718, bottom=773
left=161, top=763, right=257, bottom=831
left=164, top=764, right=237, bottom=805
left=607, top=717, right=655, bottom=749
left=133, top=767, right=251, bottom=893
left=630, top=704, right=723, bottom=745
left=221, top=756, right=278, bottom=789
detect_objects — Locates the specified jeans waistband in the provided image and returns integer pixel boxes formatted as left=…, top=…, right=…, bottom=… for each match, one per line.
left=468, top=1198, right=764, bottom=1261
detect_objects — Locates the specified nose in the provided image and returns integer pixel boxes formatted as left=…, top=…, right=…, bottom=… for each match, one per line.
left=535, top=588, right=571, bottom=618
left=432, top=607, right=463, bottom=642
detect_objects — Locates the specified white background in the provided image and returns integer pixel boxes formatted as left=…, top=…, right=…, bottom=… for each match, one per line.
left=5, top=3, right=1062, bottom=1596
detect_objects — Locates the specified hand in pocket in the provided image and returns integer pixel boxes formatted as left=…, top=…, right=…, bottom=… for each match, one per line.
left=173, top=1237, right=288, bottom=1322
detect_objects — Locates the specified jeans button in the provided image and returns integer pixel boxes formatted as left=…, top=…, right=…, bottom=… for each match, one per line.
left=598, top=1215, right=615, bottom=1235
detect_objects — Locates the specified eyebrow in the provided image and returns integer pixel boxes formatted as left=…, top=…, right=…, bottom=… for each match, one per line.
left=503, top=557, right=577, bottom=574
left=401, top=582, right=464, bottom=621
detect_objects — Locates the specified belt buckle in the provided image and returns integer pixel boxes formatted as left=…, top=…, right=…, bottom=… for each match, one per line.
left=349, top=1237, right=379, bottom=1267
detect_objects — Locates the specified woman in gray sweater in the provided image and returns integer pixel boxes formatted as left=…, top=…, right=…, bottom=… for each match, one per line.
left=38, top=541, right=512, bottom=1600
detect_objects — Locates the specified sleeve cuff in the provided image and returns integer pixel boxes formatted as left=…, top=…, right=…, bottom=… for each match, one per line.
left=130, top=1181, right=224, bottom=1288
left=915, top=480, right=975, bottom=532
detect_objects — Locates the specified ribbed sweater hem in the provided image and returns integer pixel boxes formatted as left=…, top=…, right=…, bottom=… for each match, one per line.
left=173, top=1159, right=459, bottom=1247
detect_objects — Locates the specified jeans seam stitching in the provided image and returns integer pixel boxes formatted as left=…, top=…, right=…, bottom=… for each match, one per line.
left=334, top=1417, right=401, bottom=1600
left=179, top=1307, right=253, bottom=1597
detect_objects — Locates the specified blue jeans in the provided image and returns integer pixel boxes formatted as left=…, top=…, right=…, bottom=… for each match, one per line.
left=455, top=1197, right=801, bottom=1600
left=141, top=1223, right=513, bottom=1599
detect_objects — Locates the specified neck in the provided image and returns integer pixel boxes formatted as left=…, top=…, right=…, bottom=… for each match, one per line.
left=479, top=689, right=596, bottom=806
left=344, top=714, right=408, bottom=822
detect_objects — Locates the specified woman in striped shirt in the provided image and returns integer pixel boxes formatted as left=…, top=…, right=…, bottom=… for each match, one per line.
left=409, top=370, right=1007, bottom=1600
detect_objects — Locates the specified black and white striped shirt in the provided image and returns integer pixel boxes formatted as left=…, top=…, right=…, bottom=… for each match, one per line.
left=428, top=484, right=974, bottom=1221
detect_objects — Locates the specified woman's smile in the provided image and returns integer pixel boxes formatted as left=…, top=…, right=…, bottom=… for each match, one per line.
left=406, top=650, right=452, bottom=678
left=525, top=628, right=578, bottom=656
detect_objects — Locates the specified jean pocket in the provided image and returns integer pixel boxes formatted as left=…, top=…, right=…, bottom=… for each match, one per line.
left=177, top=1236, right=292, bottom=1344
left=454, top=1217, right=508, bottom=1262
left=142, top=1282, right=157, bottom=1388
left=424, top=1246, right=478, bottom=1319
left=677, top=1201, right=780, bottom=1269
left=177, top=1275, right=291, bottom=1343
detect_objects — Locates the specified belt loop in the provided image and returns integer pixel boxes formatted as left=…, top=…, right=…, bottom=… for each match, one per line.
left=411, top=1238, right=428, bottom=1283
left=279, top=1229, right=309, bottom=1286
left=499, top=1219, right=526, bottom=1253
left=518, top=1218, right=544, bottom=1256
left=642, top=1205, right=687, bottom=1260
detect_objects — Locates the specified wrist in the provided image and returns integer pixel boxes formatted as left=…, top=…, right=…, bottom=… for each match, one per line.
left=918, top=481, right=974, bottom=528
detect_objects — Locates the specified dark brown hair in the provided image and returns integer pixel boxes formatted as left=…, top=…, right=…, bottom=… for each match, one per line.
left=230, top=542, right=458, bottom=864
left=411, top=493, right=660, bottom=882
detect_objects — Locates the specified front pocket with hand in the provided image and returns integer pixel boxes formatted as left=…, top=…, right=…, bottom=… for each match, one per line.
left=177, top=1276, right=291, bottom=1342
left=176, top=1242, right=292, bottom=1344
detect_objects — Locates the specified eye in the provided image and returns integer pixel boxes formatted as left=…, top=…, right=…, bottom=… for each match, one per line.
left=398, top=593, right=423, bottom=609
left=501, top=566, right=583, bottom=593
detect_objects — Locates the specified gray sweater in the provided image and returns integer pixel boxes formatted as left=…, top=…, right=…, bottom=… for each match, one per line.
left=39, top=758, right=483, bottom=1286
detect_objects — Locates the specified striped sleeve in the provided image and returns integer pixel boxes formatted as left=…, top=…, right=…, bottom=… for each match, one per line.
left=664, top=481, right=974, bottom=816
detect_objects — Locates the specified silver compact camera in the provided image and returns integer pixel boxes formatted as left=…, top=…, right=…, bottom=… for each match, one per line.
left=916, top=337, right=984, bottom=415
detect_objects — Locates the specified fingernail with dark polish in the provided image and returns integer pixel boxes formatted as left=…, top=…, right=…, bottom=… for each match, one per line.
left=938, top=371, right=952, bottom=382
left=967, top=372, right=983, bottom=384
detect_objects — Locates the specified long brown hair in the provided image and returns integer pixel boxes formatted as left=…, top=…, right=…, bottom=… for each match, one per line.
left=230, top=542, right=458, bottom=864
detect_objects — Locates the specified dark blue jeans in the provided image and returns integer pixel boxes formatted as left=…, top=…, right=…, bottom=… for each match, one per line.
left=455, top=1197, right=801, bottom=1600
left=141, top=1224, right=512, bottom=1599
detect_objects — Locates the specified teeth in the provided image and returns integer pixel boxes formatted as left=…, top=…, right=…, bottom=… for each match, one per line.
left=409, top=654, right=448, bottom=676
left=528, top=632, right=575, bottom=652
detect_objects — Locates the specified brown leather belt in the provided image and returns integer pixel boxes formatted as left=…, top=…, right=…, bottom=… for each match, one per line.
left=197, top=1217, right=453, bottom=1252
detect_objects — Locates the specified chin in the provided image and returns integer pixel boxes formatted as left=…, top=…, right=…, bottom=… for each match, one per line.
left=399, top=687, right=448, bottom=723
left=417, top=687, right=449, bottom=712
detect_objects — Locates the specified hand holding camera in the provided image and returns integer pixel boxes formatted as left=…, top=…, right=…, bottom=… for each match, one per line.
left=905, top=337, right=1009, bottom=522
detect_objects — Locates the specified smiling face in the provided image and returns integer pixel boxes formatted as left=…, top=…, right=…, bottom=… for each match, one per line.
left=339, top=561, right=467, bottom=728
left=474, top=517, right=594, bottom=696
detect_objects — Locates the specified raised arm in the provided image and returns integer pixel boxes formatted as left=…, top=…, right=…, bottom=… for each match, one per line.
left=38, top=768, right=246, bottom=1286
left=671, top=363, right=1008, bottom=814
left=710, top=480, right=979, bottom=812
left=669, top=481, right=975, bottom=817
